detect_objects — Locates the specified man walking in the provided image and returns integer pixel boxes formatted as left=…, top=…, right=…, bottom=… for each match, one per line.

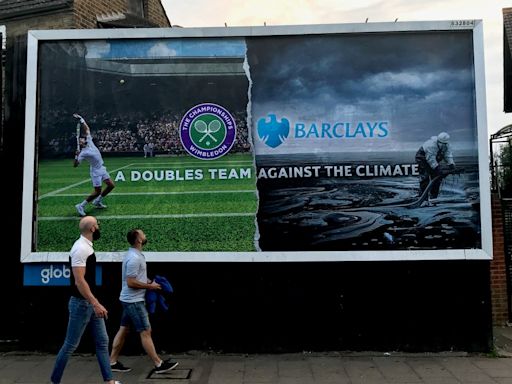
left=50, top=216, right=121, bottom=384
left=109, top=228, right=178, bottom=374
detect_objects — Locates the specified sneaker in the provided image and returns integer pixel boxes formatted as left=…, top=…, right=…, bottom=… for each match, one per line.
left=93, top=200, right=107, bottom=209
left=154, top=360, right=178, bottom=374
left=75, top=203, right=86, bottom=217
left=111, top=361, right=132, bottom=372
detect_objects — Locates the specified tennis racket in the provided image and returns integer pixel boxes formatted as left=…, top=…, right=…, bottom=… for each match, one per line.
left=76, top=122, right=81, bottom=152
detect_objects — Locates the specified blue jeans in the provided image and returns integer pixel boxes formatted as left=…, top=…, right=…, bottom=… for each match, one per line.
left=50, top=296, right=113, bottom=383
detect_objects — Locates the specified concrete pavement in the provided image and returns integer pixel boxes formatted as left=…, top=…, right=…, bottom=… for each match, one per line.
left=3, top=350, right=512, bottom=384
left=3, top=327, right=512, bottom=383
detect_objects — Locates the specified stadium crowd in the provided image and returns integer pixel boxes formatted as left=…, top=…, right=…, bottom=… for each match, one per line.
left=42, top=109, right=252, bottom=157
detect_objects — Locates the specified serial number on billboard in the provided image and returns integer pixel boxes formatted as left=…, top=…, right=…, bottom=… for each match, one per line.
left=450, top=20, right=475, bottom=27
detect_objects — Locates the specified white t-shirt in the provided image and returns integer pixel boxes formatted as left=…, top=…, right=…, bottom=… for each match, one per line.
left=69, top=235, right=97, bottom=298
left=77, top=134, right=105, bottom=175
left=70, top=235, right=94, bottom=267
left=119, top=247, right=148, bottom=303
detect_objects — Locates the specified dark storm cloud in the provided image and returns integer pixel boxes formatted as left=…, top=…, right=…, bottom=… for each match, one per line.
left=248, top=32, right=473, bottom=99
left=247, top=31, right=477, bottom=147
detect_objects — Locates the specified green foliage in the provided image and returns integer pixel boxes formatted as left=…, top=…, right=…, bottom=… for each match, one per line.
left=499, top=143, right=512, bottom=197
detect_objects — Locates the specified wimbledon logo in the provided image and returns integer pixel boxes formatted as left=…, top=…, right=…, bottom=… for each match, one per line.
left=179, top=103, right=237, bottom=160
left=257, top=114, right=290, bottom=148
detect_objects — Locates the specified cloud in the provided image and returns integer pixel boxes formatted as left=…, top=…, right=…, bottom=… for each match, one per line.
left=247, top=31, right=477, bottom=150
left=84, top=41, right=111, bottom=58
left=147, top=43, right=177, bottom=57
left=164, top=0, right=510, bottom=134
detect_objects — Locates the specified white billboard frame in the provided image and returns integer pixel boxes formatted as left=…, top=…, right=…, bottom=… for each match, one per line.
left=21, top=20, right=491, bottom=262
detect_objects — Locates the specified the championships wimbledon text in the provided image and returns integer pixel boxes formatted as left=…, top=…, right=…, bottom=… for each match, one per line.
left=114, top=164, right=419, bottom=182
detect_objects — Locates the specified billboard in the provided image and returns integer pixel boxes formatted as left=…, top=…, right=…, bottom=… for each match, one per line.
left=21, top=20, right=491, bottom=262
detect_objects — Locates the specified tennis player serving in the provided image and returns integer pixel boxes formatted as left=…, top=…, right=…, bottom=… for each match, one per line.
left=73, top=113, right=115, bottom=217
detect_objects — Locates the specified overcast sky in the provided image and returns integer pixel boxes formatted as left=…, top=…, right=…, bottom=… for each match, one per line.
left=162, top=0, right=510, bottom=137
left=247, top=32, right=477, bottom=154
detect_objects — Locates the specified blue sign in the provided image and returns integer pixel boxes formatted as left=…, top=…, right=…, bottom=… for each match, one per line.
left=23, top=263, right=103, bottom=286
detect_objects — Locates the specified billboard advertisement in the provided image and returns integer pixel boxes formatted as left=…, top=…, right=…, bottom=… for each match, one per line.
left=21, top=21, right=491, bottom=262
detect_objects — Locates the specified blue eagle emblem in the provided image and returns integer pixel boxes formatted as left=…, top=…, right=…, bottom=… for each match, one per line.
left=257, top=114, right=290, bottom=148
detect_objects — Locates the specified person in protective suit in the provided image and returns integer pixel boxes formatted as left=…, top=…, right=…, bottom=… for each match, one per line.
left=415, top=132, right=456, bottom=201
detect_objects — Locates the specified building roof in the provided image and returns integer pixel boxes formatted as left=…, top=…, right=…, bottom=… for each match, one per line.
left=97, top=12, right=158, bottom=28
left=0, top=0, right=72, bottom=20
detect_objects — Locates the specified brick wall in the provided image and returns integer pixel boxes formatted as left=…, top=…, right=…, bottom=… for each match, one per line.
left=73, top=0, right=127, bottom=29
left=145, top=0, right=171, bottom=27
left=2, top=1, right=170, bottom=34
left=73, top=0, right=170, bottom=28
left=491, top=192, right=509, bottom=325
left=2, top=12, right=75, bottom=42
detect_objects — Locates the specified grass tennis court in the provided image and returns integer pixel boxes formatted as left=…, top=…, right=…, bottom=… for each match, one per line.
left=36, top=153, right=258, bottom=252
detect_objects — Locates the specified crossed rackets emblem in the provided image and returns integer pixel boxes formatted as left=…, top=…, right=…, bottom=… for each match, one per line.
left=179, top=103, right=236, bottom=160
left=194, top=119, right=222, bottom=144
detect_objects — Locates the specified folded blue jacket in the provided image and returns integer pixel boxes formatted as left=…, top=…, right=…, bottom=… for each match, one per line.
left=146, top=275, right=173, bottom=314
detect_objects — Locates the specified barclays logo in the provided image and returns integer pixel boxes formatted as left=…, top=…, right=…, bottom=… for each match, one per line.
left=257, top=113, right=389, bottom=149
left=257, top=114, right=290, bottom=148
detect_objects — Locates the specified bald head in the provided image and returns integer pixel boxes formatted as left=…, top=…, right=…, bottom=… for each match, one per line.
left=79, top=216, right=97, bottom=235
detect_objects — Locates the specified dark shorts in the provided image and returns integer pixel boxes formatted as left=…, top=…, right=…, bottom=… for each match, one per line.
left=120, top=301, right=151, bottom=332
